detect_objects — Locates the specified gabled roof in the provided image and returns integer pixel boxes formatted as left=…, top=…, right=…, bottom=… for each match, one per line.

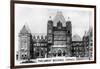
left=20, top=24, right=31, bottom=34
left=53, top=11, right=66, bottom=27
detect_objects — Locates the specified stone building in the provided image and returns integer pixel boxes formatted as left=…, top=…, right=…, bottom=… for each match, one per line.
left=88, top=28, right=93, bottom=59
left=32, top=35, right=48, bottom=58
left=71, top=35, right=85, bottom=57
left=47, top=11, right=72, bottom=57
left=18, top=25, right=33, bottom=60
left=17, top=11, right=92, bottom=60
left=83, top=28, right=93, bottom=59
left=83, top=32, right=89, bottom=57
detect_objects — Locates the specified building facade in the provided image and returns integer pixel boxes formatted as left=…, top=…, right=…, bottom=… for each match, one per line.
left=47, top=11, right=72, bottom=57
left=32, top=35, right=48, bottom=58
left=71, top=41, right=85, bottom=57
left=18, top=25, right=33, bottom=60
left=82, top=28, right=93, bottom=59
left=17, top=11, right=92, bottom=60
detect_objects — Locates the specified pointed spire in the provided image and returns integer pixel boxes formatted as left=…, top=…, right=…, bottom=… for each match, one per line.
left=88, top=27, right=93, bottom=37
left=56, top=11, right=63, bottom=18
left=84, top=31, right=88, bottom=37
left=20, top=24, right=31, bottom=34
left=57, top=11, right=61, bottom=15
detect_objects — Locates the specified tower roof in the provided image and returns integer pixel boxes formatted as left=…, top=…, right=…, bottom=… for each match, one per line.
left=72, top=34, right=81, bottom=41
left=83, top=31, right=88, bottom=37
left=20, top=24, right=31, bottom=34
left=53, top=11, right=66, bottom=27
left=87, top=27, right=93, bottom=37
left=83, top=27, right=93, bottom=37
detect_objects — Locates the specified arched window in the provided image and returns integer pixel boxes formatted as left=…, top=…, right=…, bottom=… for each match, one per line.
left=41, top=50, right=44, bottom=56
left=35, top=48, right=45, bottom=58
left=53, top=51, right=56, bottom=57
left=58, top=50, right=62, bottom=56
left=35, top=48, right=40, bottom=57
left=63, top=51, right=66, bottom=56
left=36, top=51, right=39, bottom=57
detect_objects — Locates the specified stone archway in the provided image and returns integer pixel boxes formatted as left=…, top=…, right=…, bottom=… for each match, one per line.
left=35, top=48, right=45, bottom=58
left=57, top=49, right=62, bottom=56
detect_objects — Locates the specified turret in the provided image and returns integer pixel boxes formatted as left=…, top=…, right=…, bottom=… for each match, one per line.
left=66, top=17, right=72, bottom=35
left=18, top=24, right=33, bottom=60
left=47, top=16, right=53, bottom=35
left=66, top=17, right=72, bottom=44
left=47, top=16, right=53, bottom=44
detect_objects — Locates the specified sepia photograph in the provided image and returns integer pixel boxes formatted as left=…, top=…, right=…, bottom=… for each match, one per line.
left=10, top=1, right=96, bottom=68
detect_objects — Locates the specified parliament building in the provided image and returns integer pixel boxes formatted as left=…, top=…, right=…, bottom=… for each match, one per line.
left=16, top=11, right=92, bottom=60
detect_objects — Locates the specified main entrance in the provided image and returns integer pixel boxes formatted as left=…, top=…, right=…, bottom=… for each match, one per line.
left=52, top=49, right=67, bottom=57
left=34, top=48, right=46, bottom=58
left=58, top=50, right=62, bottom=56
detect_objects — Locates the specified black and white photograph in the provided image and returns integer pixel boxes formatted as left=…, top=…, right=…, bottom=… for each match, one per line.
left=11, top=1, right=96, bottom=68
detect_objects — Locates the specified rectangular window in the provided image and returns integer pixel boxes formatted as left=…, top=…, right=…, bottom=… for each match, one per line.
left=54, top=41, right=66, bottom=45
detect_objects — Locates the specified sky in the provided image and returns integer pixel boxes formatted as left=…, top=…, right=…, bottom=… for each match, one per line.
left=15, top=4, right=94, bottom=38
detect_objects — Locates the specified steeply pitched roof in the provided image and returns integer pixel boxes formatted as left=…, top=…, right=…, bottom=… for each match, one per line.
left=20, top=24, right=31, bottom=34
left=83, top=27, right=93, bottom=37
left=87, top=27, right=93, bottom=37
left=53, top=11, right=66, bottom=27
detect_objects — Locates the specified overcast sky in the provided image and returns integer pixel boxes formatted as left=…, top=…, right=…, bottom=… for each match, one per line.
left=15, top=4, right=94, bottom=38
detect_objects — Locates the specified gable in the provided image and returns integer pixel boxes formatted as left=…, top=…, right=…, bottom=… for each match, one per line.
left=53, top=11, right=66, bottom=27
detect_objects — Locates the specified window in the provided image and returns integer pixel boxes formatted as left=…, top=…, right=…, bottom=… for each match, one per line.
left=21, top=55, right=23, bottom=59
left=63, top=51, right=66, bottom=56
left=58, top=50, right=62, bottom=56
left=37, top=43, right=40, bottom=46
left=21, top=39, right=27, bottom=50
left=36, top=52, right=39, bottom=57
left=68, top=31, right=70, bottom=34
left=48, top=30, right=52, bottom=33
left=53, top=51, right=56, bottom=57
left=16, top=54, right=18, bottom=60
left=91, top=43, right=93, bottom=46
left=54, top=41, right=66, bottom=45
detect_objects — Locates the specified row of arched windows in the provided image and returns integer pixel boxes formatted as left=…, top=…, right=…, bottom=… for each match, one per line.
left=52, top=50, right=67, bottom=57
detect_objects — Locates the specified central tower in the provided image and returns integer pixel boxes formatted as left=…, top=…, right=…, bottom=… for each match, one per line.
left=47, top=11, right=72, bottom=57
